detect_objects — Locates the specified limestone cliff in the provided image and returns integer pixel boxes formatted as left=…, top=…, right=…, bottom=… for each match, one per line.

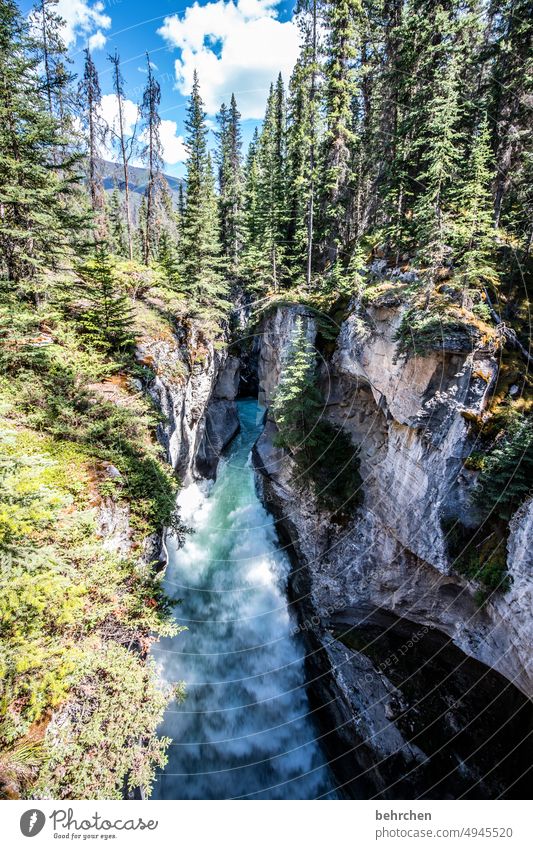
left=252, top=300, right=533, bottom=798
left=137, top=322, right=239, bottom=483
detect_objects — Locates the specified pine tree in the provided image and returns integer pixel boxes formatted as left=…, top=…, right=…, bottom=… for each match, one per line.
left=180, top=73, right=227, bottom=312
left=140, top=53, right=163, bottom=265
left=32, top=0, right=74, bottom=122
left=76, top=245, right=135, bottom=353
left=215, top=94, right=243, bottom=277
left=411, top=8, right=463, bottom=276
left=107, top=49, right=137, bottom=261
left=254, top=77, right=289, bottom=291
left=452, top=114, right=497, bottom=290
left=272, top=316, right=321, bottom=449
left=488, top=0, right=533, bottom=245
left=286, top=1, right=323, bottom=287
left=108, top=186, right=127, bottom=258
left=0, top=0, right=86, bottom=284
left=157, top=230, right=180, bottom=289
left=79, top=48, right=105, bottom=232
left=319, top=0, right=361, bottom=265
left=241, top=129, right=263, bottom=290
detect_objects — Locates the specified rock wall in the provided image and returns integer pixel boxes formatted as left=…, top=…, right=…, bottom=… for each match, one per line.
left=137, top=324, right=239, bottom=483
left=252, top=302, right=533, bottom=798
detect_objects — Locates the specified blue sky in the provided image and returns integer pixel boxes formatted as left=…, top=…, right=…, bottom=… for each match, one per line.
left=23, top=0, right=299, bottom=176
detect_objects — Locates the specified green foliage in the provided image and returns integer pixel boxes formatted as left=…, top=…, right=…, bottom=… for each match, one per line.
left=443, top=518, right=511, bottom=602
left=474, top=413, right=533, bottom=521
left=216, top=94, right=243, bottom=277
left=443, top=412, right=532, bottom=601
left=0, top=281, right=182, bottom=798
left=75, top=246, right=136, bottom=354
left=0, top=0, right=88, bottom=284
left=272, top=317, right=362, bottom=514
left=242, top=78, right=289, bottom=292
left=34, top=644, right=170, bottom=800
left=180, top=72, right=229, bottom=316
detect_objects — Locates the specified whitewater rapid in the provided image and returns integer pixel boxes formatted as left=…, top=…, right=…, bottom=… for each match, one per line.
left=152, top=399, right=337, bottom=799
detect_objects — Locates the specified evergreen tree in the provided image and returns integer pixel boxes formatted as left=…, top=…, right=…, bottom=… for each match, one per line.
left=254, top=77, right=289, bottom=291
left=108, top=186, right=127, bottom=258
left=272, top=317, right=321, bottom=450
left=241, top=129, right=263, bottom=290
left=32, top=0, right=74, bottom=122
left=79, top=48, right=105, bottom=230
left=411, top=9, right=463, bottom=276
left=0, top=0, right=86, bottom=283
left=140, top=53, right=163, bottom=265
left=108, top=49, right=137, bottom=260
left=452, top=114, right=497, bottom=290
left=157, top=230, right=180, bottom=289
left=215, top=94, right=243, bottom=277
left=319, top=0, right=361, bottom=265
left=488, top=0, right=533, bottom=245
left=286, top=1, right=323, bottom=287
left=76, top=245, right=135, bottom=353
left=180, top=73, right=227, bottom=311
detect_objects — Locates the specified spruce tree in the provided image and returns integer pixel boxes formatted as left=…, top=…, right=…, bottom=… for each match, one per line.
left=0, top=0, right=86, bottom=284
left=215, top=94, right=243, bottom=277
left=272, top=317, right=321, bottom=449
left=180, top=73, right=227, bottom=312
left=76, top=245, right=135, bottom=353
left=108, top=187, right=127, bottom=258
left=254, top=77, right=289, bottom=291
left=452, top=114, right=497, bottom=290
left=411, top=10, right=463, bottom=277
left=241, top=129, right=263, bottom=291
left=286, top=0, right=323, bottom=287
left=489, top=0, right=533, bottom=244
left=158, top=230, right=180, bottom=289
left=32, top=0, right=74, bottom=122
left=319, top=0, right=361, bottom=265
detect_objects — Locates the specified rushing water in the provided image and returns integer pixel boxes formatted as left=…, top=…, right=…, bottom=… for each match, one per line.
left=152, top=398, right=337, bottom=800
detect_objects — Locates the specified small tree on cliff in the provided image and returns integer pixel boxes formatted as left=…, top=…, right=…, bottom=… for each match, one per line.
left=272, top=317, right=322, bottom=450
left=273, top=316, right=362, bottom=513
left=76, top=246, right=135, bottom=353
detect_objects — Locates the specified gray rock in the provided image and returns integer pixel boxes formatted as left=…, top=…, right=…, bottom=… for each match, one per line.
left=254, top=302, right=533, bottom=700
left=213, top=355, right=240, bottom=400
left=195, top=400, right=240, bottom=479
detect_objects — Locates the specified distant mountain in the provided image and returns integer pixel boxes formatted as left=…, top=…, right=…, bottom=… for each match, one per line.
left=100, top=160, right=183, bottom=218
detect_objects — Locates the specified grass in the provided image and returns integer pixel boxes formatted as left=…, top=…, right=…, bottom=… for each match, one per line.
left=0, top=278, right=184, bottom=799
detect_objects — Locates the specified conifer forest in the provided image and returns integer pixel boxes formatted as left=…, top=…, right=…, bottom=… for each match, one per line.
left=0, top=0, right=532, bottom=804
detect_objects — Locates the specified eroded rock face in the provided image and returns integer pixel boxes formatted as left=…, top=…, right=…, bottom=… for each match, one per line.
left=138, top=325, right=239, bottom=482
left=195, top=399, right=240, bottom=479
left=257, top=305, right=317, bottom=408
left=252, top=301, right=533, bottom=798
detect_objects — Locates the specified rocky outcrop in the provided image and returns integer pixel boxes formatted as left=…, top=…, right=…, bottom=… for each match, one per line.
left=137, top=325, right=239, bottom=483
left=252, top=301, right=533, bottom=798
left=195, top=355, right=240, bottom=479
left=257, top=306, right=317, bottom=408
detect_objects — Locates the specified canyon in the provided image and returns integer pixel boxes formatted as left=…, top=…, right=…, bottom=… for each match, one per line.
left=137, top=294, right=533, bottom=799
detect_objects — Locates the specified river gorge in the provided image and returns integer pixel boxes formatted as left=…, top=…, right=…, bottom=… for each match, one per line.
left=143, top=298, right=533, bottom=800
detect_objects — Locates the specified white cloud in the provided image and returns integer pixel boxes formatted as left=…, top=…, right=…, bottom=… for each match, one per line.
left=158, top=0, right=299, bottom=119
left=99, top=93, right=186, bottom=167
left=158, top=120, right=187, bottom=165
left=137, top=61, right=159, bottom=74
left=56, top=0, right=111, bottom=47
left=88, top=30, right=107, bottom=51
